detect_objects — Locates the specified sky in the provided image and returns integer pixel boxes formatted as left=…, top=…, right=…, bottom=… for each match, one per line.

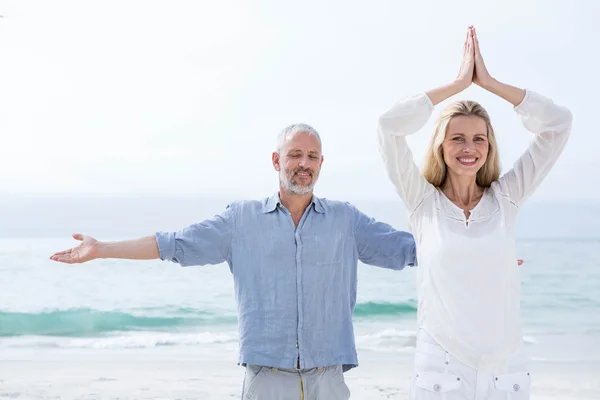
left=0, top=0, right=598, bottom=202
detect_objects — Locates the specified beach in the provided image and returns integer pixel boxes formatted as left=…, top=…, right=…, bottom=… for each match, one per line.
left=2, top=350, right=599, bottom=399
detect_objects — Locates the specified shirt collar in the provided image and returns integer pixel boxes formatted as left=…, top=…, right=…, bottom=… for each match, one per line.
left=312, top=196, right=326, bottom=213
left=262, top=192, right=326, bottom=214
left=262, top=193, right=281, bottom=213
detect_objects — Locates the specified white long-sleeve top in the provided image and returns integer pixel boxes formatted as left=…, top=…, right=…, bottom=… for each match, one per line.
left=377, top=90, right=573, bottom=370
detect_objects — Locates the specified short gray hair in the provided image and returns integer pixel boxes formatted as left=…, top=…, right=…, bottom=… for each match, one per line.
left=276, top=123, right=321, bottom=152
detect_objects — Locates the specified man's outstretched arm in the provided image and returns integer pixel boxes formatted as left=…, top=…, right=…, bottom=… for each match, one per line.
left=350, top=204, right=416, bottom=271
left=50, top=234, right=159, bottom=264
left=50, top=204, right=235, bottom=266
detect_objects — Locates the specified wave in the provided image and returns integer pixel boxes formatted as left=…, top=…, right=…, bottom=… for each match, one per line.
left=356, top=328, right=417, bottom=352
left=0, top=331, right=239, bottom=349
left=1, top=301, right=416, bottom=337
left=0, top=330, right=541, bottom=352
left=356, top=329, right=540, bottom=353
left=353, top=301, right=417, bottom=317
left=0, top=308, right=237, bottom=337
left=523, top=335, right=537, bottom=344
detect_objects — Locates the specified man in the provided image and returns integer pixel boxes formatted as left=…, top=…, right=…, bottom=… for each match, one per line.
left=50, top=123, right=418, bottom=399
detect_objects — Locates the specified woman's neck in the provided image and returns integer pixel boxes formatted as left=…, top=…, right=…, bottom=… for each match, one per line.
left=441, top=175, right=483, bottom=207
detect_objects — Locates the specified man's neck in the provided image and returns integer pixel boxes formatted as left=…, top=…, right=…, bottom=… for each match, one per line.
left=279, top=189, right=313, bottom=216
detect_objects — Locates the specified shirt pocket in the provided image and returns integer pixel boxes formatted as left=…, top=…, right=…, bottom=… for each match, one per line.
left=314, top=234, right=344, bottom=265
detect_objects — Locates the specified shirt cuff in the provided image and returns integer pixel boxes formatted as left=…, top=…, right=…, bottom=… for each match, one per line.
left=155, top=231, right=175, bottom=261
left=420, top=91, right=435, bottom=110
left=408, top=241, right=418, bottom=267
left=513, top=89, right=542, bottom=116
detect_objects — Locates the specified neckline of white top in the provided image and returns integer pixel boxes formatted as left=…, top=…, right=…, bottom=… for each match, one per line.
left=435, top=187, right=498, bottom=226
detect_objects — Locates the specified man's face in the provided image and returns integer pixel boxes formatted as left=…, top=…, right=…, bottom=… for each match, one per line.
left=273, top=131, right=323, bottom=195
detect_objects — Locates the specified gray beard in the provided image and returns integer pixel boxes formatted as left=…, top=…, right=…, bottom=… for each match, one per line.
left=279, top=170, right=316, bottom=195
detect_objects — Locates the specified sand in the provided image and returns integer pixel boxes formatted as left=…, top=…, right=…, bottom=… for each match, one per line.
left=1, top=350, right=598, bottom=399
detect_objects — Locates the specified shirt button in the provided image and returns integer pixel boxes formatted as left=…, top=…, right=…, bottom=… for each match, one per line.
left=513, top=384, right=520, bottom=392
left=433, top=384, right=441, bottom=392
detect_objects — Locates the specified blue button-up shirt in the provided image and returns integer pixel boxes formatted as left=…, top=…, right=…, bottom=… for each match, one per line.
left=156, top=193, right=416, bottom=371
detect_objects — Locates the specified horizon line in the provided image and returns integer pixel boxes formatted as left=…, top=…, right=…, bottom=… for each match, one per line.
left=0, top=193, right=598, bottom=204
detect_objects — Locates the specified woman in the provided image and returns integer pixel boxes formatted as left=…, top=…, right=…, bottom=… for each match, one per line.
left=377, top=26, right=572, bottom=399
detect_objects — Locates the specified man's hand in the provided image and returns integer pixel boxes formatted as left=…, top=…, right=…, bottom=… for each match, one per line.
left=50, top=233, right=100, bottom=264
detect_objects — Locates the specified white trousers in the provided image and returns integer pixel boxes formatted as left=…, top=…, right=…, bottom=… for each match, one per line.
left=410, top=329, right=531, bottom=400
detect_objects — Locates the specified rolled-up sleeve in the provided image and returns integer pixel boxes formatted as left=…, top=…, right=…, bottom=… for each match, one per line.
left=155, top=204, right=235, bottom=267
left=351, top=204, right=417, bottom=270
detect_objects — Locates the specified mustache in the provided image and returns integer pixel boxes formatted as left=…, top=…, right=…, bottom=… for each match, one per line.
left=293, top=167, right=313, bottom=176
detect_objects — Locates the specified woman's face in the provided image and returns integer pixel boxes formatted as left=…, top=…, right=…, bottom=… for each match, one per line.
left=442, top=115, right=489, bottom=179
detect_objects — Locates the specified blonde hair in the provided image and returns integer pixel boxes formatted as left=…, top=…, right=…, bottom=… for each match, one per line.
left=422, top=100, right=500, bottom=187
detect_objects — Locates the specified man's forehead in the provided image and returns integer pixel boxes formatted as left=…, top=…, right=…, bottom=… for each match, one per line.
left=284, top=131, right=322, bottom=151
